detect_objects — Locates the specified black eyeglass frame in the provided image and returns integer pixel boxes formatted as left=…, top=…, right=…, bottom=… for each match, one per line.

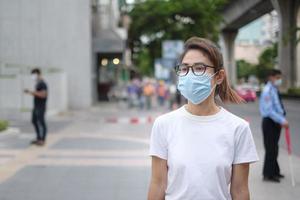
left=174, top=62, right=215, bottom=77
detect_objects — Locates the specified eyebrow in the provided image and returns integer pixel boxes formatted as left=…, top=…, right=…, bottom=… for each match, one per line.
left=181, top=62, right=203, bottom=65
left=181, top=62, right=214, bottom=67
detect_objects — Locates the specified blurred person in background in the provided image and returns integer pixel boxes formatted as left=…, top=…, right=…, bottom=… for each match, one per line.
left=143, top=80, right=155, bottom=110
left=136, top=78, right=144, bottom=109
left=157, top=80, right=167, bottom=107
left=168, top=83, right=177, bottom=110
left=127, top=79, right=139, bottom=108
left=148, top=37, right=258, bottom=200
left=259, top=69, right=288, bottom=183
left=24, top=68, right=48, bottom=146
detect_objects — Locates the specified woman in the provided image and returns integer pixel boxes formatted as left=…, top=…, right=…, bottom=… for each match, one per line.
left=148, top=37, right=259, bottom=200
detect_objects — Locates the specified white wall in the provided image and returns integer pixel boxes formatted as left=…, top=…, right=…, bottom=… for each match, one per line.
left=0, top=72, right=68, bottom=115
left=0, top=0, right=93, bottom=109
left=235, top=44, right=266, bottom=64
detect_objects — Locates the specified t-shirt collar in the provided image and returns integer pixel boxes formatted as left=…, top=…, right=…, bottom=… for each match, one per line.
left=180, top=105, right=225, bottom=121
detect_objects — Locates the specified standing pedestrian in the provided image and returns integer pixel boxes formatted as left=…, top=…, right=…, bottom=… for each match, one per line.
left=259, top=69, right=288, bottom=182
left=143, top=81, right=155, bottom=110
left=24, top=68, right=48, bottom=146
left=127, top=80, right=138, bottom=108
left=157, top=80, right=166, bottom=107
left=168, top=83, right=177, bottom=110
left=148, top=37, right=259, bottom=200
left=136, top=79, right=144, bottom=109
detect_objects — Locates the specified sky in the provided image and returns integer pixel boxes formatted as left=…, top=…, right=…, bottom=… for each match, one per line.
left=126, top=0, right=135, bottom=4
left=236, top=17, right=264, bottom=44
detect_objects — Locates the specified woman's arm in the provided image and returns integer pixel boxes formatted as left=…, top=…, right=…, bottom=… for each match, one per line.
left=148, top=156, right=168, bottom=200
left=230, top=163, right=250, bottom=200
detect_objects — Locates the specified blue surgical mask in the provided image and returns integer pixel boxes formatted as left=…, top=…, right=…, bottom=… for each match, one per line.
left=177, top=71, right=217, bottom=105
left=274, top=79, right=282, bottom=87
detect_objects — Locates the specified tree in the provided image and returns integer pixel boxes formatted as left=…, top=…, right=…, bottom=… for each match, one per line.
left=136, top=47, right=152, bottom=76
left=128, top=0, right=226, bottom=75
left=236, top=59, right=256, bottom=80
left=255, top=43, right=278, bottom=82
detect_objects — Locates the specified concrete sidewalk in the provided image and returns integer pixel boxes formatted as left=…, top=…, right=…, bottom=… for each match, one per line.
left=0, top=102, right=299, bottom=199
left=250, top=135, right=300, bottom=199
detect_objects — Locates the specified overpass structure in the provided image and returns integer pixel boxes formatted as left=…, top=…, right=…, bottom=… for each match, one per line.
left=221, top=0, right=300, bottom=90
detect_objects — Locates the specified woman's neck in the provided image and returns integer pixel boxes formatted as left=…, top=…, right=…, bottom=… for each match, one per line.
left=185, top=96, right=220, bottom=116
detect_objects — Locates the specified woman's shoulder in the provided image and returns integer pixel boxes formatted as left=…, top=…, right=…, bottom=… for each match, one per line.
left=221, top=108, right=249, bottom=128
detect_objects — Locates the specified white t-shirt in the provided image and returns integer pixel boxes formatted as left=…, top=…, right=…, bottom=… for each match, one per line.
left=149, top=106, right=259, bottom=200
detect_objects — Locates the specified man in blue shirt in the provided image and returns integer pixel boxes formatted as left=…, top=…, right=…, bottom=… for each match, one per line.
left=259, top=69, right=289, bottom=183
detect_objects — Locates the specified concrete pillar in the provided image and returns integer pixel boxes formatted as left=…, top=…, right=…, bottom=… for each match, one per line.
left=297, top=6, right=300, bottom=87
left=271, top=0, right=299, bottom=89
left=220, top=30, right=238, bottom=87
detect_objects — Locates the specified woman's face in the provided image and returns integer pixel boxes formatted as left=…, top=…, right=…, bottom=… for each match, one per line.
left=181, top=49, right=216, bottom=77
left=181, top=49, right=225, bottom=104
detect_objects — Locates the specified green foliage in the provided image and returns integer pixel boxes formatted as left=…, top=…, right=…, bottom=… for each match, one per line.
left=236, top=59, right=256, bottom=80
left=237, top=43, right=278, bottom=83
left=258, top=43, right=277, bottom=68
left=255, top=43, right=278, bottom=82
left=137, top=47, right=152, bottom=76
left=288, top=87, right=300, bottom=96
left=128, top=0, right=226, bottom=75
left=0, top=120, right=9, bottom=132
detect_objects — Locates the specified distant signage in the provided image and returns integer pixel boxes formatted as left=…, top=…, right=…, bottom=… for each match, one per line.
left=162, top=40, right=184, bottom=59
left=160, top=58, right=176, bottom=69
left=155, top=59, right=172, bottom=80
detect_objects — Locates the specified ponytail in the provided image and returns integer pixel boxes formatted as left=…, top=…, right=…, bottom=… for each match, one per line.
left=217, top=72, right=244, bottom=104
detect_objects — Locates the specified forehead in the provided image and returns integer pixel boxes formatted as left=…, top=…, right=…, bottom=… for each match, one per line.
left=182, top=49, right=212, bottom=65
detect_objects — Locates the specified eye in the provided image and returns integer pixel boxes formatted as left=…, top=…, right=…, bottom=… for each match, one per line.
left=179, top=65, right=188, bottom=72
left=193, top=64, right=205, bottom=73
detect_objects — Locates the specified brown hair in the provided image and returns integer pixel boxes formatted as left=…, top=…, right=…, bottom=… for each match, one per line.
left=180, top=37, right=243, bottom=104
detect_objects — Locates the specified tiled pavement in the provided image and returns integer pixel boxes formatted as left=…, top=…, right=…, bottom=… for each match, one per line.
left=0, top=103, right=158, bottom=200
left=1, top=102, right=300, bottom=199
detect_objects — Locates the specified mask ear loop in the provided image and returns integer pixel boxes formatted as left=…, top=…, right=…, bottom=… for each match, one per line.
left=210, top=70, right=222, bottom=93
left=208, top=70, right=220, bottom=96
left=209, top=71, right=218, bottom=79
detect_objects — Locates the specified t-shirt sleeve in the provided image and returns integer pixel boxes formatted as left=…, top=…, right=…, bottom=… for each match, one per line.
left=233, top=123, right=259, bottom=164
left=149, top=118, right=168, bottom=160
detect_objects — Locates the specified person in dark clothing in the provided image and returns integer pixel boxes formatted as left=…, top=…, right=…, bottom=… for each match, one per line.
left=259, top=69, right=288, bottom=183
left=24, top=68, right=48, bottom=146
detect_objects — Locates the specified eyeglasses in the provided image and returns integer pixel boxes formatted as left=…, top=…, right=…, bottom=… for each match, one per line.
left=175, top=62, right=215, bottom=77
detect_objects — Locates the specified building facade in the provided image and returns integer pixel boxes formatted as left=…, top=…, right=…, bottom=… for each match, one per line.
left=235, top=11, right=279, bottom=64
left=0, top=0, right=93, bottom=110
left=0, top=0, right=128, bottom=112
left=91, top=0, right=129, bottom=101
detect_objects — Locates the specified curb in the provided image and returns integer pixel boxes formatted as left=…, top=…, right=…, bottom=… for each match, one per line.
left=105, top=116, right=157, bottom=125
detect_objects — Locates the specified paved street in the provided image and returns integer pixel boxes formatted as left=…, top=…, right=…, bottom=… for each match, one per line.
left=226, top=99, right=300, bottom=157
left=0, top=100, right=300, bottom=199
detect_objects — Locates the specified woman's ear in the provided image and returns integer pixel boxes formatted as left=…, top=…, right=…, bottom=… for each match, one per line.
left=216, top=69, right=225, bottom=85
